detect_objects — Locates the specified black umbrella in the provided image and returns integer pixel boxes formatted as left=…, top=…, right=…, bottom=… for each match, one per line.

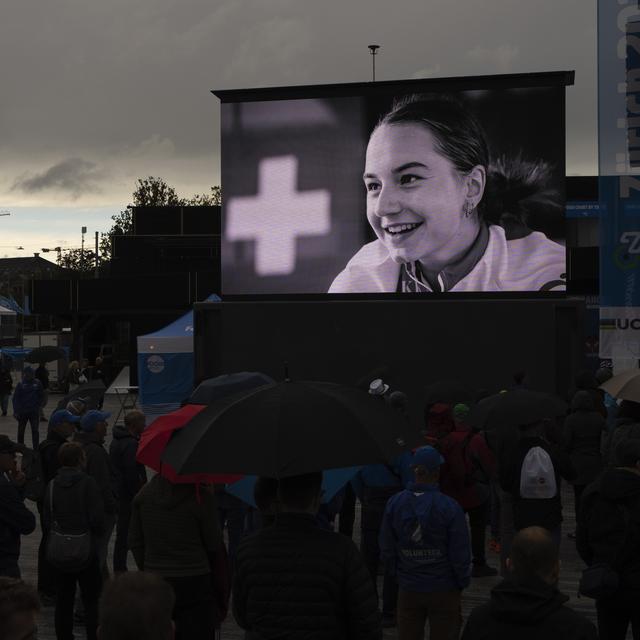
left=162, top=380, right=424, bottom=478
left=468, top=389, right=567, bottom=432
left=188, top=371, right=274, bottom=405
left=24, top=346, right=66, bottom=364
left=56, top=380, right=106, bottom=412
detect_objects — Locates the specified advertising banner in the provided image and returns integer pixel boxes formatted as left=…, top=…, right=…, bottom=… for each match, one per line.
left=598, top=1, right=640, bottom=358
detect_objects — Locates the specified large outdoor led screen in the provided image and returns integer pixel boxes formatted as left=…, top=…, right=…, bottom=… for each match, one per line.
left=219, top=72, right=572, bottom=295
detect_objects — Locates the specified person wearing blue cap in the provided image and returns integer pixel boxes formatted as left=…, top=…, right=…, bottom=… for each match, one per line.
left=379, top=446, right=471, bottom=640
left=36, top=409, right=81, bottom=602
left=74, top=410, right=117, bottom=581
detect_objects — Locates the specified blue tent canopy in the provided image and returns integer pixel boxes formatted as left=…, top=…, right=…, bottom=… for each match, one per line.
left=136, top=295, right=220, bottom=415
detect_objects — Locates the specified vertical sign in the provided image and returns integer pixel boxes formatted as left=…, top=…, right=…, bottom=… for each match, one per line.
left=599, top=1, right=640, bottom=359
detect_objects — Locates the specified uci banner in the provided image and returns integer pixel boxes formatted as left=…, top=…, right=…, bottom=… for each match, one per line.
left=598, top=1, right=640, bottom=359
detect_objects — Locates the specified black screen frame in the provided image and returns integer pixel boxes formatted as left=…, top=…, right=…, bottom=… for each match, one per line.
left=216, top=70, right=574, bottom=301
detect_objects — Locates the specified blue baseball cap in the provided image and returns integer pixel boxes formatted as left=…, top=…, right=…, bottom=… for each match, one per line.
left=80, top=410, right=111, bottom=432
left=49, top=410, right=81, bottom=429
left=411, top=446, right=445, bottom=472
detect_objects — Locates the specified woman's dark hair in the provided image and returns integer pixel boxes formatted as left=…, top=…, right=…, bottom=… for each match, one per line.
left=378, top=94, right=562, bottom=228
left=58, top=442, right=85, bottom=468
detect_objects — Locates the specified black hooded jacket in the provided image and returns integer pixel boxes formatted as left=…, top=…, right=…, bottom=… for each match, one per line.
left=43, top=468, right=105, bottom=544
left=462, top=578, right=597, bottom=640
left=109, top=425, right=146, bottom=502
left=0, top=473, right=36, bottom=574
left=562, top=391, right=604, bottom=486
left=576, top=467, right=640, bottom=590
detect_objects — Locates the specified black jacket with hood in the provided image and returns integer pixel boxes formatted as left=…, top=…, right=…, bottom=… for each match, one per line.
left=562, top=391, right=604, bottom=487
left=576, top=467, right=640, bottom=590
left=43, top=467, right=105, bottom=540
left=109, top=425, right=146, bottom=502
left=0, top=473, right=36, bottom=574
left=461, top=577, right=597, bottom=640
left=128, top=474, right=222, bottom=577
left=74, top=431, right=118, bottom=514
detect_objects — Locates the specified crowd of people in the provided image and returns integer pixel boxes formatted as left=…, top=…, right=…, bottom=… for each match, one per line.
left=0, top=365, right=638, bottom=640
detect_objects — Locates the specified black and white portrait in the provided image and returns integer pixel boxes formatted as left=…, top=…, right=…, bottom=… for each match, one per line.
left=220, top=77, right=567, bottom=295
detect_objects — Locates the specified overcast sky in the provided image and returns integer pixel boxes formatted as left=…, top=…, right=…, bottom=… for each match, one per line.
left=0, top=0, right=597, bottom=258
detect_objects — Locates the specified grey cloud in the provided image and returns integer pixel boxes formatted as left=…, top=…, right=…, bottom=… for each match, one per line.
left=0, top=0, right=598, bottom=191
left=12, top=158, right=104, bottom=199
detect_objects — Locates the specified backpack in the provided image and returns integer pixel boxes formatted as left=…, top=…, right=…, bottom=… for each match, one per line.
left=22, top=441, right=57, bottom=502
left=519, top=446, right=557, bottom=499
left=45, top=480, right=91, bottom=573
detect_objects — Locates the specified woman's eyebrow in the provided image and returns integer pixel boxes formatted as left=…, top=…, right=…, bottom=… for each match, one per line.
left=392, top=161, right=429, bottom=173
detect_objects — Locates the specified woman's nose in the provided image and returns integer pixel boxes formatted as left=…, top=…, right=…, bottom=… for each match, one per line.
left=374, top=185, right=402, bottom=217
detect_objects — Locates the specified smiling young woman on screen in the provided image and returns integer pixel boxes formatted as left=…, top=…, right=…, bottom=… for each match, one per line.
left=328, top=94, right=566, bottom=294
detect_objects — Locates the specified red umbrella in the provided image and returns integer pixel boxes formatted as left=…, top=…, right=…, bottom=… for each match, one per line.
left=137, top=404, right=242, bottom=484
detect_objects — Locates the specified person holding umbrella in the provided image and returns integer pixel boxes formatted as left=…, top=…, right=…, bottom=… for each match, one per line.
left=233, top=471, right=382, bottom=640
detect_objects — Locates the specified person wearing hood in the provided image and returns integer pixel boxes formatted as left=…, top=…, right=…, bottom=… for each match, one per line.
left=12, top=366, right=44, bottom=448
left=128, top=474, right=227, bottom=640
left=74, top=410, right=118, bottom=581
left=562, top=390, right=605, bottom=536
left=571, top=370, right=607, bottom=420
left=462, top=526, right=597, bottom=640
left=576, top=438, right=640, bottom=640
left=36, top=409, right=81, bottom=603
left=43, top=441, right=105, bottom=640
left=109, top=410, right=146, bottom=573
left=602, top=399, right=640, bottom=467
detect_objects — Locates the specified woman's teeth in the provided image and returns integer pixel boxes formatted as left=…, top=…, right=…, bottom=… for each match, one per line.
left=385, top=223, right=421, bottom=235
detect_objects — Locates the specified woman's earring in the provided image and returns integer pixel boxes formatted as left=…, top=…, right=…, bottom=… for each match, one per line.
left=464, top=202, right=474, bottom=218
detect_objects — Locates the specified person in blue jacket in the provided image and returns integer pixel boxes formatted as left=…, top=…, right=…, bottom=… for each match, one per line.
left=12, top=366, right=44, bottom=449
left=379, top=445, right=471, bottom=640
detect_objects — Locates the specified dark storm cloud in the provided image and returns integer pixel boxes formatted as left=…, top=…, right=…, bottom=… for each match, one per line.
left=12, top=158, right=105, bottom=199
left=0, top=0, right=597, bottom=191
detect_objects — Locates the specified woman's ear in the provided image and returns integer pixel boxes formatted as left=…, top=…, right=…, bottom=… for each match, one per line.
left=466, top=165, right=486, bottom=207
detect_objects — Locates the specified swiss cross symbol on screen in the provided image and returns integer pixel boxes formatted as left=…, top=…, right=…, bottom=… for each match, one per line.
left=226, top=156, right=331, bottom=276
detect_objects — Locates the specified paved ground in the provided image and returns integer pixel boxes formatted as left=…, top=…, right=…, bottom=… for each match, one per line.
left=0, top=392, right=600, bottom=639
